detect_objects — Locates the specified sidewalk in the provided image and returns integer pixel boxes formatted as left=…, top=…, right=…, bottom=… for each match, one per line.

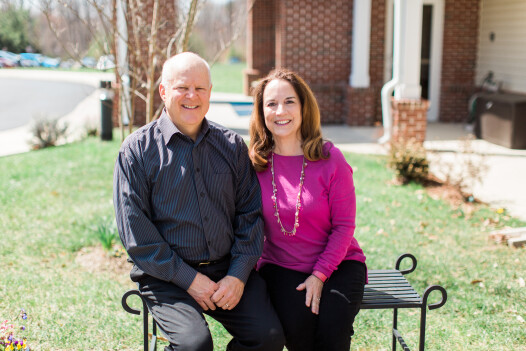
left=1, top=70, right=525, bottom=221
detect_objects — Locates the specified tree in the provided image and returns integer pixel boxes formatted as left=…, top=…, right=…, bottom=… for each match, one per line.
left=190, top=0, right=248, bottom=63
left=0, top=1, right=36, bottom=52
left=38, top=0, right=202, bottom=139
left=37, top=0, right=251, bottom=140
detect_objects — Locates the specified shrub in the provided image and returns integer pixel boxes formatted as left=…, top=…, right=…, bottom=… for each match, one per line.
left=84, top=120, right=99, bottom=137
left=95, top=218, right=118, bottom=252
left=29, top=116, right=68, bottom=150
left=388, top=138, right=429, bottom=184
left=427, top=135, right=488, bottom=200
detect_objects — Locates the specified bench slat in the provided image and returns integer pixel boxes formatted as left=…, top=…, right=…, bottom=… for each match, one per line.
left=367, top=278, right=411, bottom=284
left=366, top=283, right=413, bottom=289
left=363, top=300, right=421, bottom=306
left=365, top=287, right=417, bottom=292
left=368, top=271, right=405, bottom=275
left=363, top=295, right=421, bottom=301
left=366, top=287, right=413, bottom=292
left=368, top=269, right=406, bottom=274
left=364, top=294, right=420, bottom=300
left=361, top=301, right=423, bottom=309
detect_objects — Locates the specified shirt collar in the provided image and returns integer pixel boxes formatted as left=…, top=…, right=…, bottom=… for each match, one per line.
left=158, top=108, right=210, bottom=145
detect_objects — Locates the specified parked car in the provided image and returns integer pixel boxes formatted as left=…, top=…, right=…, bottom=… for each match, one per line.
left=19, top=53, right=42, bottom=67
left=0, top=57, right=16, bottom=68
left=59, top=59, right=75, bottom=69
left=96, top=55, right=115, bottom=71
left=40, top=56, right=61, bottom=68
left=81, top=56, right=97, bottom=68
left=0, top=50, right=20, bottom=66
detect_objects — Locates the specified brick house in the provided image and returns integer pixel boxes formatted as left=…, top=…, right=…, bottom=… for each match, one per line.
left=245, top=0, right=526, bottom=134
left=113, top=0, right=526, bottom=141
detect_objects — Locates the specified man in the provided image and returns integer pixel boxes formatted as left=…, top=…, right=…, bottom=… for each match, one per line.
left=114, top=52, right=284, bottom=351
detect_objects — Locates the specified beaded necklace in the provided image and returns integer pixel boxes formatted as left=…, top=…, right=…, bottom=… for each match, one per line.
left=270, top=152, right=307, bottom=236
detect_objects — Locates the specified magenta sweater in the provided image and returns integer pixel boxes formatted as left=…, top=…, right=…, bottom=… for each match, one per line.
left=256, top=143, right=366, bottom=279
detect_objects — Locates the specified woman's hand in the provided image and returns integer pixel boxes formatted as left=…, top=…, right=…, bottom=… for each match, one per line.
left=296, top=274, right=324, bottom=315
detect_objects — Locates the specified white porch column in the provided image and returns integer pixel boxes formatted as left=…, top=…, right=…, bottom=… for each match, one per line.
left=380, top=0, right=424, bottom=143
left=350, top=0, right=371, bottom=88
left=393, top=0, right=423, bottom=99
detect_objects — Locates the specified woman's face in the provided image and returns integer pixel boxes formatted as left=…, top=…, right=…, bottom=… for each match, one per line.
left=262, top=79, right=302, bottom=145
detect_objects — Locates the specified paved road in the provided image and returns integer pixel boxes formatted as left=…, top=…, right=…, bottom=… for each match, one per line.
left=0, top=77, right=95, bottom=131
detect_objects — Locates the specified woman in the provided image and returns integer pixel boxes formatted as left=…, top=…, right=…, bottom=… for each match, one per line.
left=249, top=68, right=366, bottom=351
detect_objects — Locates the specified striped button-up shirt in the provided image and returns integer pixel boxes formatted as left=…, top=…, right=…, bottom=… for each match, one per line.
left=113, top=110, right=263, bottom=290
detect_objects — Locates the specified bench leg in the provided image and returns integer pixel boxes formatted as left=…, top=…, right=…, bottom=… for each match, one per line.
left=392, top=308, right=398, bottom=351
left=142, top=300, right=149, bottom=351
left=419, top=306, right=427, bottom=351
left=151, top=322, right=158, bottom=351
left=140, top=298, right=159, bottom=351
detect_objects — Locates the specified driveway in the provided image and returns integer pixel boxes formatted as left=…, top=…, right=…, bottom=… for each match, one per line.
left=0, top=78, right=94, bottom=131
left=0, top=69, right=113, bottom=156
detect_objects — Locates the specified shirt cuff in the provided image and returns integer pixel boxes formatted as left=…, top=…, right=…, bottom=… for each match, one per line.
left=171, top=262, right=198, bottom=291
left=312, top=270, right=327, bottom=283
left=227, top=256, right=257, bottom=284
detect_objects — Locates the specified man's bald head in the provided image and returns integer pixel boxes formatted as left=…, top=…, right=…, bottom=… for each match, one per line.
left=161, top=52, right=211, bottom=88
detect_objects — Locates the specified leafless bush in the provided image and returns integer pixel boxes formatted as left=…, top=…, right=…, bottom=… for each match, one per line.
left=29, top=116, right=69, bottom=150
left=428, top=135, right=489, bottom=200
left=84, top=119, right=99, bottom=137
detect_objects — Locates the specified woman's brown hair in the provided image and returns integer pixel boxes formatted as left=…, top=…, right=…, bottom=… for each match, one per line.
left=248, top=68, right=328, bottom=172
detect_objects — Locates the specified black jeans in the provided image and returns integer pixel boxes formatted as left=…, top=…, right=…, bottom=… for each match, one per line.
left=132, top=261, right=285, bottom=351
left=260, top=260, right=366, bottom=351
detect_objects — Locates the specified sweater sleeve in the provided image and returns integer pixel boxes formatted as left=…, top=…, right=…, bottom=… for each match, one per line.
left=312, top=147, right=356, bottom=279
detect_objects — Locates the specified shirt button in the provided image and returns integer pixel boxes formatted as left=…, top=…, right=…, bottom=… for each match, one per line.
left=207, top=240, right=211, bottom=245
left=204, top=216, right=209, bottom=222
left=196, top=168, right=200, bottom=172
left=200, top=192, right=205, bottom=198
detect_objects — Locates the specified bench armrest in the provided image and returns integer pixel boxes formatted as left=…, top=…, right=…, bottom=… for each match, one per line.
left=395, top=253, right=417, bottom=275
left=423, top=285, right=448, bottom=310
left=122, top=289, right=146, bottom=316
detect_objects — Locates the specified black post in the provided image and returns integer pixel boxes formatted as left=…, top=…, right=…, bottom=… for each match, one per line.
left=100, top=80, right=113, bottom=141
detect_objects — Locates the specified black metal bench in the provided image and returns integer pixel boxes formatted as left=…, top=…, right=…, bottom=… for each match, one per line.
left=360, top=253, right=447, bottom=351
left=122, top=253, right=447, bottom=351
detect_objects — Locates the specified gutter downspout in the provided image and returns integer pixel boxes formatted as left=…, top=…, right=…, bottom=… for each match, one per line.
left=379, top=0, right=404, bottom=144
left=379, top=77, right=398, bottom=144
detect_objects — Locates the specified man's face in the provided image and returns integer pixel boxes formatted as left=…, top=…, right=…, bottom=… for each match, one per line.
left=160, top=64, right=211, bottom=139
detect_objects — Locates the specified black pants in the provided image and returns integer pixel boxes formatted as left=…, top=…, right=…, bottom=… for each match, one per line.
left=260, top=260, right=366, bottom=351
left=132, top=261, right=285, bottom=351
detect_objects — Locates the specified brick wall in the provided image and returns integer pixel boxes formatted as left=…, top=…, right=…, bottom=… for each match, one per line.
left=244, top=0, right=276, bottom=94
left=246, top=0, right=386, bottom=125
left=439, top=0, right=480, bottom=122
left=391, top=99, right=429, bottom=143
left=276, top=0, right=352, bottom=124
left=347, top=0, right=386, bottom=125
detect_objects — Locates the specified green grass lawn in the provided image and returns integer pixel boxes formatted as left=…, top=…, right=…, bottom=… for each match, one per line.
left=1, top=136, right=525, bottom=350
left=210, top=62, right=246, bottom=94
